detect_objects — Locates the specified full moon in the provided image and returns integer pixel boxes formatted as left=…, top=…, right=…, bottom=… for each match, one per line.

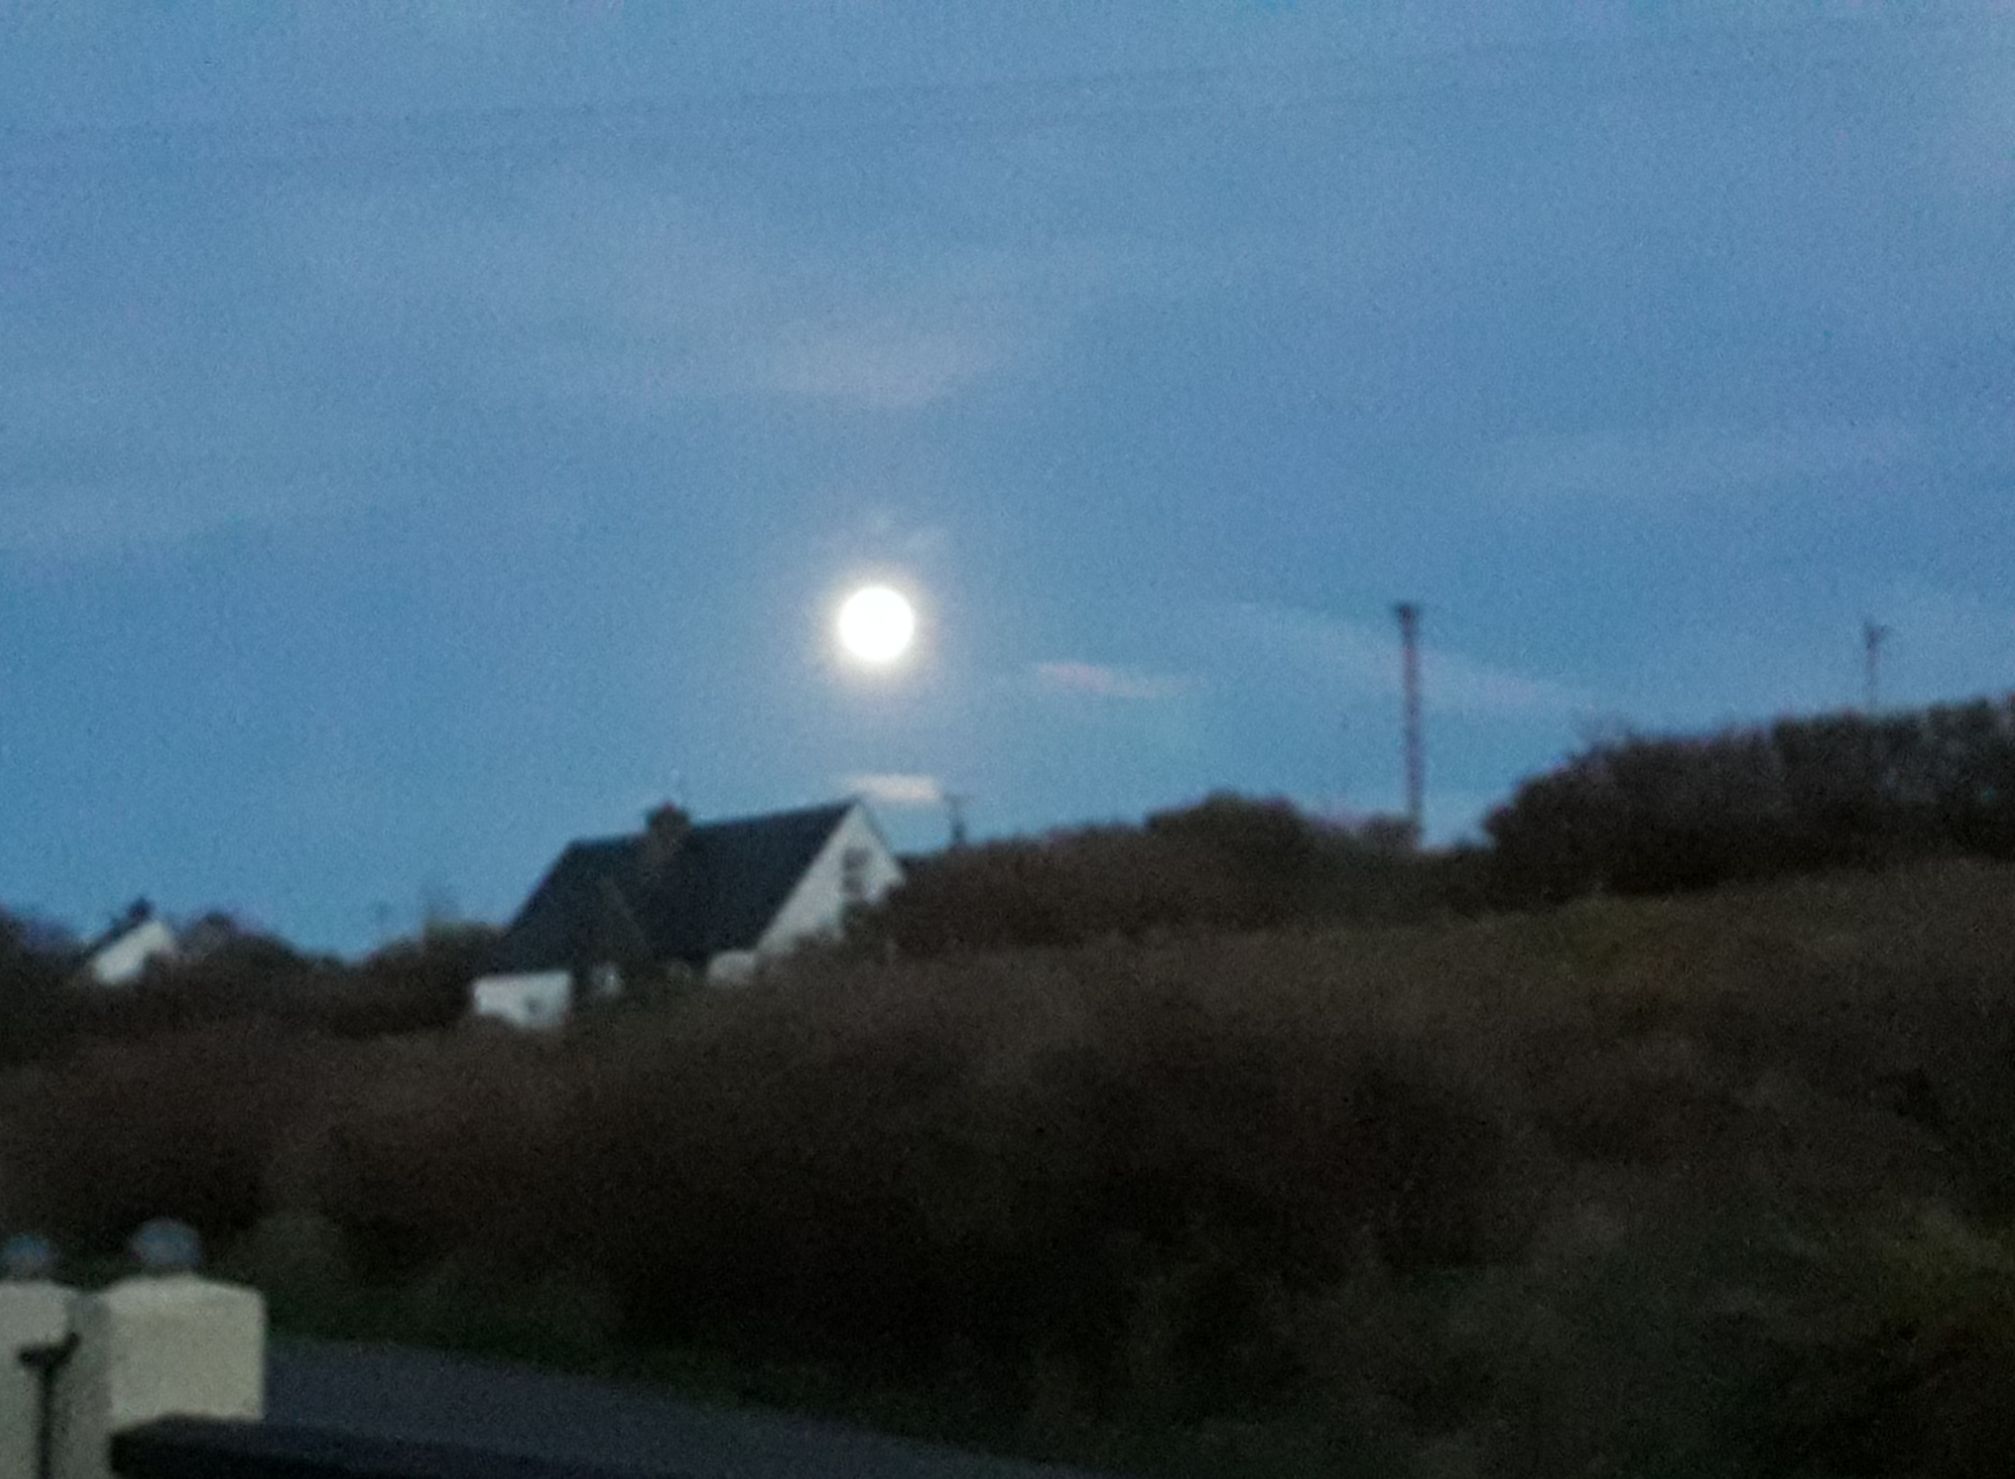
left=836, top=584, right=917, bottom=666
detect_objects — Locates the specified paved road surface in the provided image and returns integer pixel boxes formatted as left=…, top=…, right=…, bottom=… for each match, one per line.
left=268, top=1339, right=1113, bottom=1479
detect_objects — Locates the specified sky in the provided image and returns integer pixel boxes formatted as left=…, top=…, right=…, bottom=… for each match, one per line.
left=2, top=2, right=2012, bottom=951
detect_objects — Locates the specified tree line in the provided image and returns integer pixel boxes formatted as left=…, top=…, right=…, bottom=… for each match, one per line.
left=1483, top=695, right=2015, bottom=903
left=8, top=692, right=2015, bottom=1048
left=855, top=694, right=2015, bottom=955
left=0, top=911, right=495, bottom=1069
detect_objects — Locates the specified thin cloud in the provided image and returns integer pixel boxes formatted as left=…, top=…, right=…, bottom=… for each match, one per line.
left=1218, top=604, right=1590, bottom=720
left=845, top=773, right=947, bottom=808
left=770, top=321, right=1003, bottom=410
left=1033, top=661, right=1196, bottom=703
left=0, top=348, right=408, bottom=559
left=1484, top=419, right=1922, bottom=502
left=291, top=173, right=1064, bottom=417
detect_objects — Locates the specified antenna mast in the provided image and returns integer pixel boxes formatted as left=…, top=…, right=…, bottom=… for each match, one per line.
left=1863, top=620, right=1892, bottom=714
left=1394, top=602, right=1425, bottom=844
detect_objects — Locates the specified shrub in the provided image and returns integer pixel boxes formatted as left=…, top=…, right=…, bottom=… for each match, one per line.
left=0, top=909, right=76, bottom=1068
left=1486, top=697, right=2015, bottom=906
left=7, top=863, right=2015, bottom=1476
left=0, top=1022, right=342, bottom=1248
left=49, top=921, right=498, bottom=1050
left=1754, top=1210, right=2015, bottom=1477
left=852, top=793, right=1442, bottom=957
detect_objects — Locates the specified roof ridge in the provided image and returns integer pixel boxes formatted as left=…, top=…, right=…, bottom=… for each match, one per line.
left=695, top=798, right=853, bottom=830
left=565, top=799, right=854, bottom=850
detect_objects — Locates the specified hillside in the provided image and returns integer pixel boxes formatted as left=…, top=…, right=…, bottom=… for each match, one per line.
left=6, top=860, right=2015, bottom=1476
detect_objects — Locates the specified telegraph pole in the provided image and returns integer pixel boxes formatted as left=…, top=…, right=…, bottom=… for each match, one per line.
left=944, top=791, right=971, bottom=850
left=1394, top=602, right=1425, bottom=845
left=1863, top=620, right=1891, bottom=714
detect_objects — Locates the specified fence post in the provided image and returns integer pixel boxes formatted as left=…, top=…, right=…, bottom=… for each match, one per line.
left=2, top=1272, right=76, bottom=1479
left=52, top=1273, right=264, bottom=1479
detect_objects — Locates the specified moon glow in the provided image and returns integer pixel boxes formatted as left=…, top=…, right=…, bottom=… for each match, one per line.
left=837, top=585, right=917, bottom=666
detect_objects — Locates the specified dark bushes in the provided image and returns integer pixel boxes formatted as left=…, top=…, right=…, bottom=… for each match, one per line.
left=11, top=921, right=498, bottom=1055
left=1486, top=697, right=2015, bottom=904
left=0, top=1021, right=342, bottom=1246
left=0, top=910, right=75, bottom=1068
left=528, top=956, right=1516, bottom=1397
left=852, top=793, right=1439, bottom=956
left=0, top=930, right=1522, bottom=1401
left=11, top=863, right=2015, bottom=1474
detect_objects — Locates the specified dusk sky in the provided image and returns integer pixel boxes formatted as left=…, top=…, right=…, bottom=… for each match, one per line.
left=3, top=3, right=2012, bottom=950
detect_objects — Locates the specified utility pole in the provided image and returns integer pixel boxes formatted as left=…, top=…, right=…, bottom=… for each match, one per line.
left=1394, top=602, right=1425, bottom=845
left=944, top=791, right=970, bottom=850
left=1863, top=620, right=1891, bottom=715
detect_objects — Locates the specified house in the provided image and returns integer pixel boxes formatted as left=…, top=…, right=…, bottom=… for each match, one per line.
left=469, top=799, right=905, bottom=1029
left=76, top=905, right=289, bottom=989
left=77, top=900, right=182, bottom=987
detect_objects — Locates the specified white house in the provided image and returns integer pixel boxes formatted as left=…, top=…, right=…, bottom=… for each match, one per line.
left=470, top=799, right=905, bottom=1029
left=78, top=901, right=181, bottom=987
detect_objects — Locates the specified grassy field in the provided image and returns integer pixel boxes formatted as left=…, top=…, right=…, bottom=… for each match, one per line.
left=9, top=860, right=2015, bottom=1476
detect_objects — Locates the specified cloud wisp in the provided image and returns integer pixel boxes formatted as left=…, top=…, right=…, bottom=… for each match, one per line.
left=845, top=773, right=947, bottom=808
left=1482, top=419, right=1922, bottom=504
left=1215, top=603, right=1591, bottom=721
left=1033, top=660, right=1197, bottom=703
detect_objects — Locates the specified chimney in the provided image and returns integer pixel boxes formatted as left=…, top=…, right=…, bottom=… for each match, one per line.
left=643, top=803, right=692, bottom=867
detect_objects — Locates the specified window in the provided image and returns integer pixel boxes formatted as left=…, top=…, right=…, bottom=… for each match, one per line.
left=840, top=846, right=872, bottom=905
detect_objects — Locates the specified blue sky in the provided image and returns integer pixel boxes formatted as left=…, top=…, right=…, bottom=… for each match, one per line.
left=2, top=2, right=2011, bottom=950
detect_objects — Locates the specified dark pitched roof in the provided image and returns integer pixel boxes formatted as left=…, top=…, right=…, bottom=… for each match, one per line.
left=487, top=802, right=856, bottom=975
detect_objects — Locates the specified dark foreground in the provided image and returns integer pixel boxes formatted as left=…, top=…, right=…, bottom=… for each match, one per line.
left=268, top=1338, right=1108, bottom=1479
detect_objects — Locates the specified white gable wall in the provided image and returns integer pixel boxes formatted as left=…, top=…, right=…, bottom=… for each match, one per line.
left=470, top=971, right=572, bottom=1030
left=84, top=919, right=181, bottom=988
left=754, top=803, right=905, bottom=962
left=705, top=951, right=760, bottom=986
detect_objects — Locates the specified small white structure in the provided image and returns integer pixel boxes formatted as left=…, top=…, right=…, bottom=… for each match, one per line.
left=1, top=1274, right=72, bottom=1479
left=56, top=1274, right=264, bottom=1479
left=471, top=799, right=904, bottom=1029
left=470, top=970, right=573, bottom=1031
left=78, top=903, right=180, bottom=988
left=2, top=1262, right=264, bottom=1479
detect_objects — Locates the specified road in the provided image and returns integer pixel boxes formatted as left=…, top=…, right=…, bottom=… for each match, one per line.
left=267, top=1338, right=1113, bottom=1479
